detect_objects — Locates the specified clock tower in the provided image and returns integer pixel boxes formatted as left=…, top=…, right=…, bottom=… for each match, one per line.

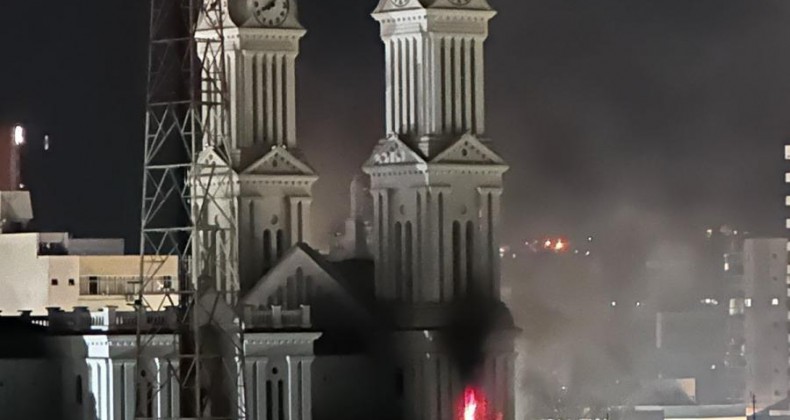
left=199, top=0, right=316, bottom=293
left=364, top=1, right=515, bottom=420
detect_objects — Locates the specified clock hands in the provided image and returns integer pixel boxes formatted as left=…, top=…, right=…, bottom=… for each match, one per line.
left=260, top=0, right=276, bottom=12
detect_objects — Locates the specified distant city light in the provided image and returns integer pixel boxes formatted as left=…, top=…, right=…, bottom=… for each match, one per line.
left=710, top=364, right=717, bottom=370
left=585, top=251, right=591, bottom=256
left=12, top=125, right=25, bottom=146
left=587, top=236, right=593, bottom=242
left=635, top=301, right=641, bottom=307
left=772, top=298, right=779, bottom=306
left=611, top=301, right=617, bottom=307
left=544, top=240, right=552, bottom=248
left=554, top=240, right=566, bottom=252
left=44, top=135, right=50, bottom=151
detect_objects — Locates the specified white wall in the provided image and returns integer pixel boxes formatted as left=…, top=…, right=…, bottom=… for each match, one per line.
left=0, top=233, right=50, bottom=314
left=46, top=255, right=81, bottom=311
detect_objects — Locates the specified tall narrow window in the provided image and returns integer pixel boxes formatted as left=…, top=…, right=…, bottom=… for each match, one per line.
left=405, top=222, right=413, bottom=302
left=263, top=230, right=272, bottom=272
left=453, top=221, right=462, bottom=297
left=466, top=221, right=475, bottom=294
left=266, top=380, right=273, bottom=420
left=487, top=193, right=494, bottom=292
left=297, top=201, right=304, bottom=242
left=394, top=222, right=403, bottom=300
left=438, top=193, right=445, bottom=300
left=276, top=230, right=285, bottom=259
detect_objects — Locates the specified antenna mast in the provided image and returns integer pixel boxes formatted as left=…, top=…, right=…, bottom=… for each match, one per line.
left=137, top=0, right=245, bottom=418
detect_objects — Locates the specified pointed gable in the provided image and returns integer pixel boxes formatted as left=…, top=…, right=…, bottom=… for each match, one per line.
left=242, top=146, right=316, bottom=176
left=242, top=244, right=372, bottom=327
left=373, top=0, right=425, bottom=14
left=198, top=148, right=231, bottom=167
left=364, top=134, right=426, bottom=168
left=430, top=133, right=506, bottom=165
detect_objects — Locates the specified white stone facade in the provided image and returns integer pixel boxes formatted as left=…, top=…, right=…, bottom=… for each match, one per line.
left=197, top=0, right=317, bottom=293
left=366, top=0, right=507, bottom=304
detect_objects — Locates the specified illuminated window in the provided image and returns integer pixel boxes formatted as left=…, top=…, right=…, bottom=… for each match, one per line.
left=745, top=298, right=752, bottom=308
left=730, top=298, right=745, bottom=315
left=773, top=298, right=780, bottom=306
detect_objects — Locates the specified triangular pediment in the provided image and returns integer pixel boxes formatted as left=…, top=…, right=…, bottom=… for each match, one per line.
left=364, top=134, right=426, bottom=168
left=198, top=148, right=231, bottom=167
left=374, top=0, right=424, bottom=13
left=242, top=244, right=370, bottom=322
left=242, top=147, right=316, bottom=176
left=430, top=133, right=505, bottom=165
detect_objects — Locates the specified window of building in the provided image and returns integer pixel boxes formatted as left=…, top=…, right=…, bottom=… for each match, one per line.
left=51, top=279, right=58, bottom=286
left=745, top=298, right=752, bottom=308
left=68, top=279, right=75, bottom=286
left=163, top=276, right=172, bottom=290
left=730, top=298, right=745, bottom=315
left=773, top=298, right=780, bottom=306
left=88, top=277, right=99, bottom=295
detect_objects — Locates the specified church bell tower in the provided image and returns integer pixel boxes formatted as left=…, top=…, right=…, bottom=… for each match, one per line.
left=200, top=0, right=317, bottom=292
left=364, top=0, right=507, bottom=304
left=364, top=2, right=515, bottom=420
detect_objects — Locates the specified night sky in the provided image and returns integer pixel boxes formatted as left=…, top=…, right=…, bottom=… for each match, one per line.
left=1, top=0, right=789, bottom=251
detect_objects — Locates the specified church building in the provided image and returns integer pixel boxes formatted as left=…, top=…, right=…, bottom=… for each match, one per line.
left=0, top=1, right=517, bottom=419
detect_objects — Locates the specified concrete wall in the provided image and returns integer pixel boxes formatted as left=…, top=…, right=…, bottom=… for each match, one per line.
left=0, top=233, right=50, bottom=314
left=46, top=255, right=81, bottom=310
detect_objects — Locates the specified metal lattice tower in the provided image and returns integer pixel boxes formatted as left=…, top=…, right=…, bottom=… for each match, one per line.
left=137, top=0, right=246, bottom=418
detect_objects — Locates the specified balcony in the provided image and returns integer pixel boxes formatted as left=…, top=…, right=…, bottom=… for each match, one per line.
left=79, top=276, right=174, bottom=297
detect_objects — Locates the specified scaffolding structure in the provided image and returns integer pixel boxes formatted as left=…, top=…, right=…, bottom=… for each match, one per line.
left=136, top=0, right=245, bottom=418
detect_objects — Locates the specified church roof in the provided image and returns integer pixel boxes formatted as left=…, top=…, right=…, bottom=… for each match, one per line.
left=241, top=243, right=376, bottom=327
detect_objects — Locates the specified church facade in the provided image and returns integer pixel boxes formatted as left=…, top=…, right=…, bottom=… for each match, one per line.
left=0, top=1, right=516, bottom=420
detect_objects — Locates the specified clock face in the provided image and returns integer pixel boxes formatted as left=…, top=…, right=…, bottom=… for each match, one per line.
left=252, top=0, right=289, bottom=27
left=391, top=0, right=410, bottom=7
left=449, top=0, right=472, bottom=5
